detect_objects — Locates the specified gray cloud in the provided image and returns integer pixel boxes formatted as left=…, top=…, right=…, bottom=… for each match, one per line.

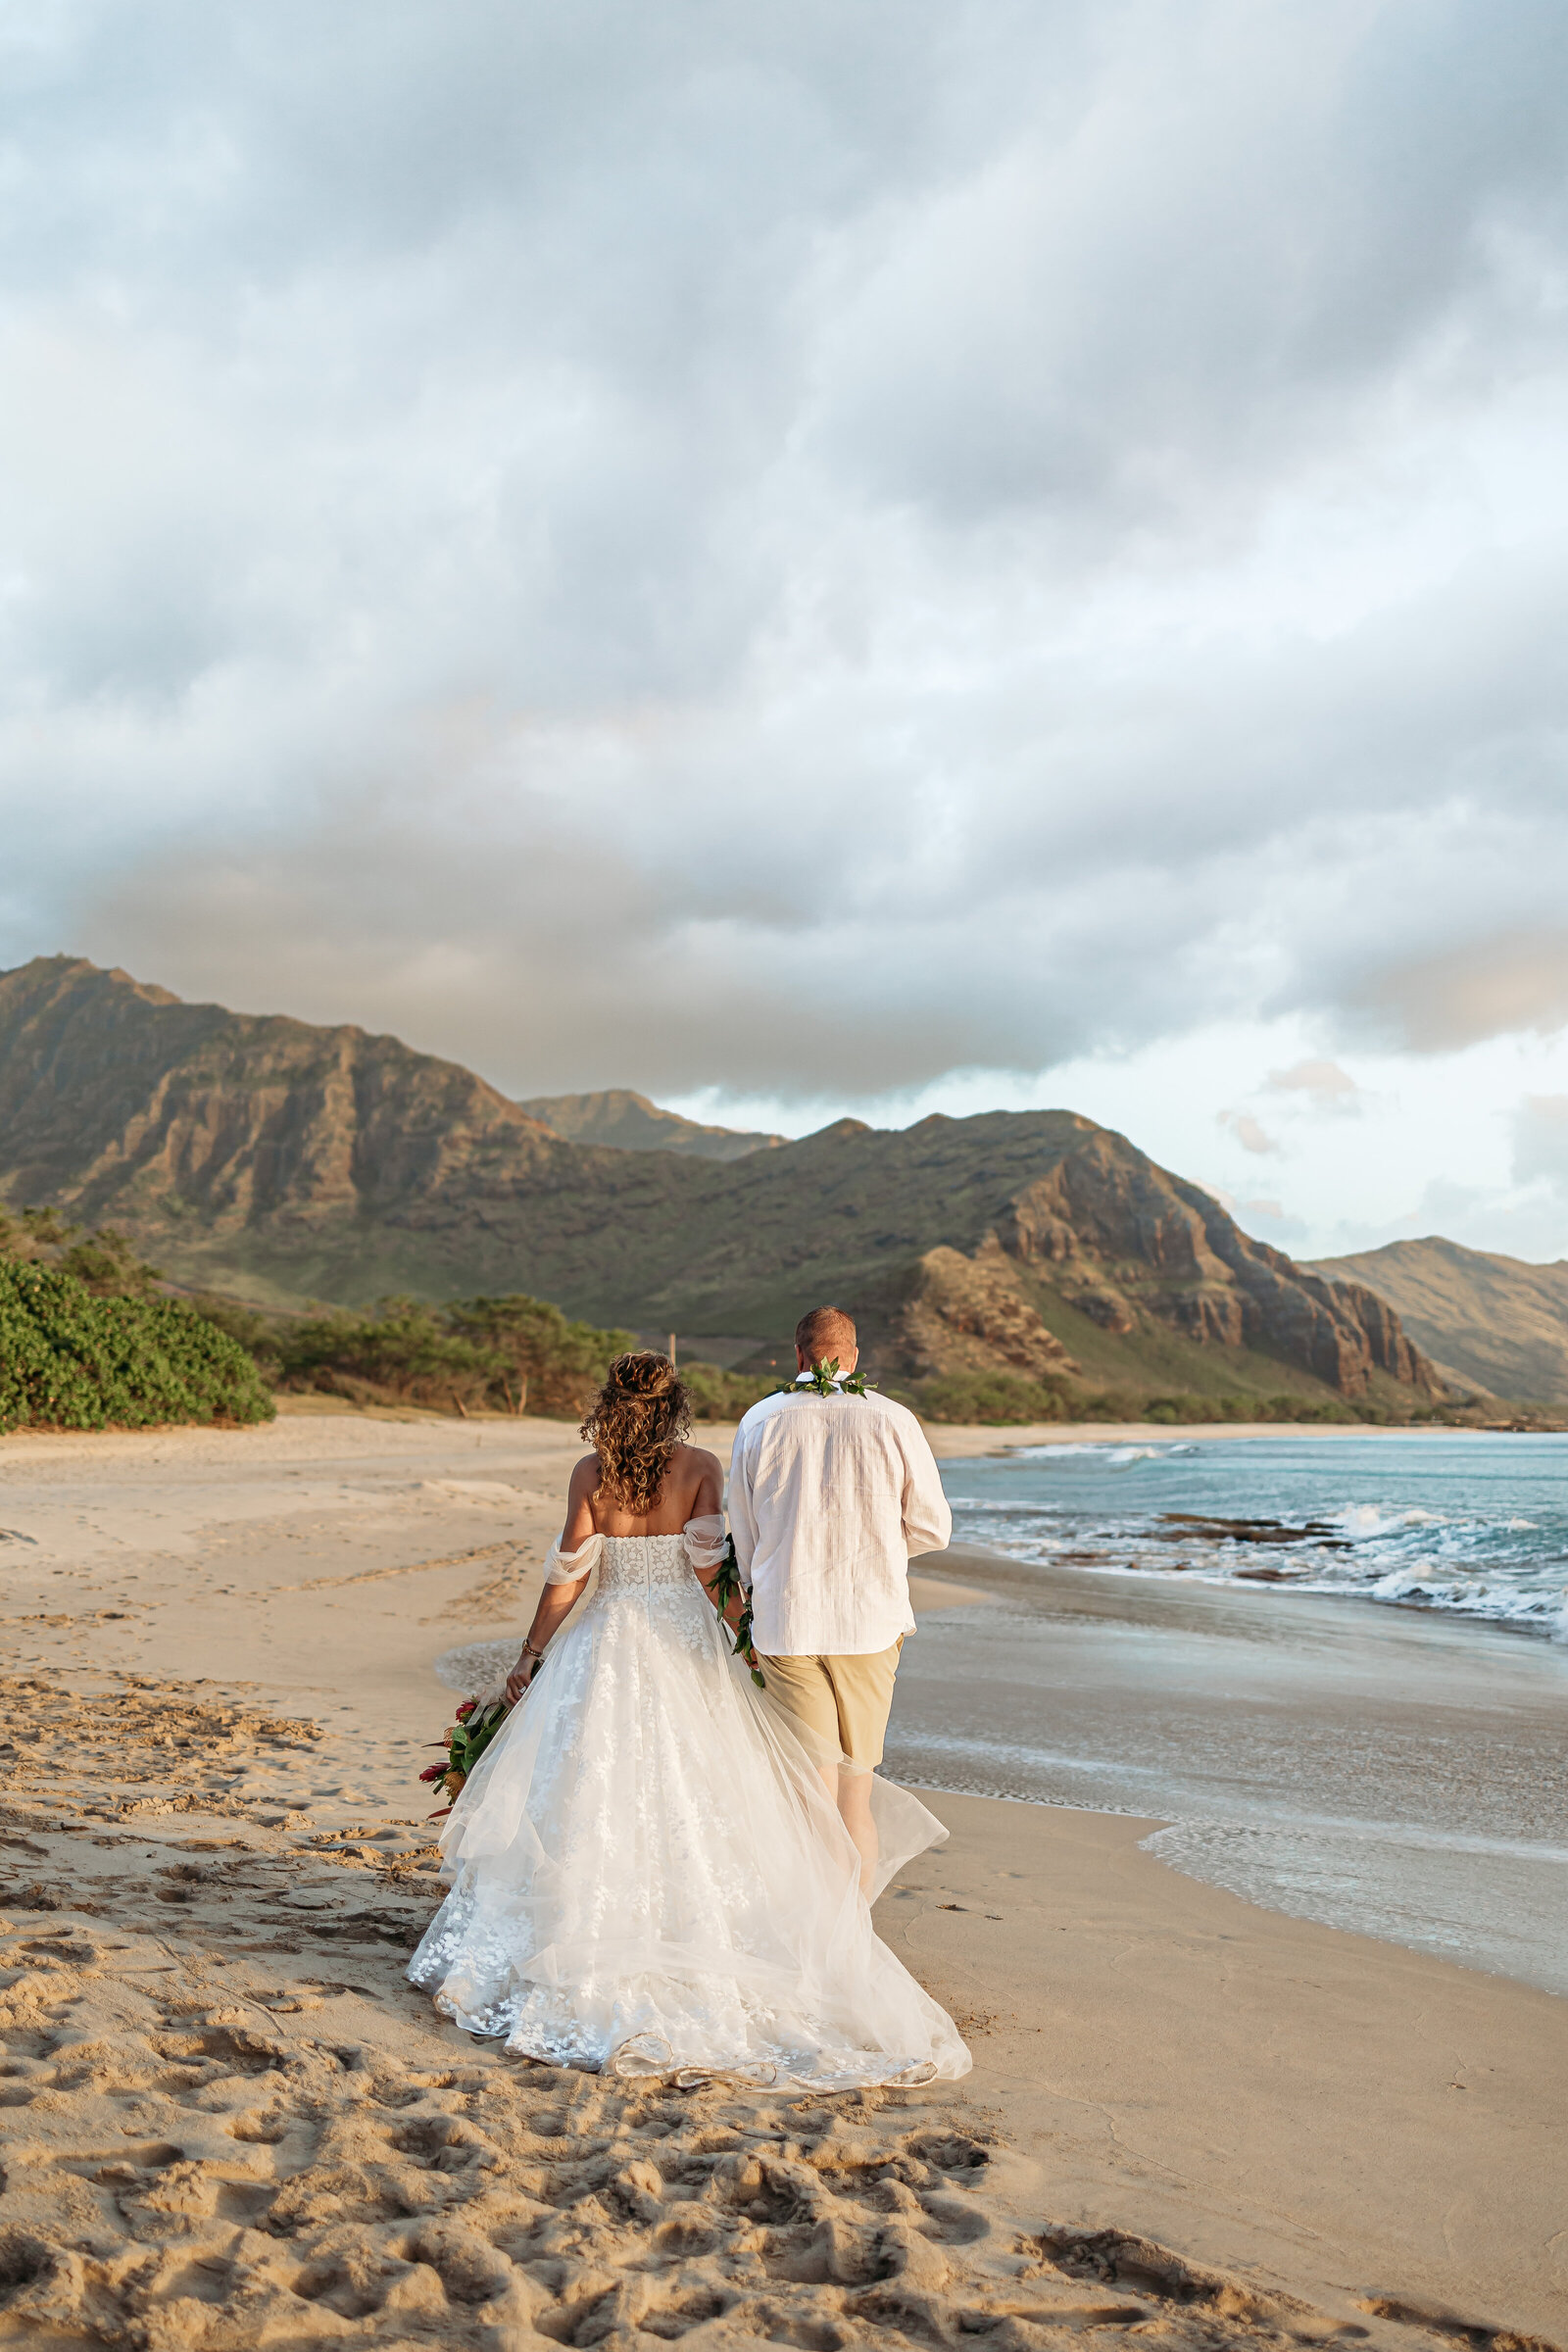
left=1349, top=931, right=1568, bottom=1054
left=3, top=1, right=1568, bottom=1103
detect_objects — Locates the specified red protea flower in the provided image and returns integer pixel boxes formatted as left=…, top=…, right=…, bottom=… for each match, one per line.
left=418, top=1762, right=446, bottom=1783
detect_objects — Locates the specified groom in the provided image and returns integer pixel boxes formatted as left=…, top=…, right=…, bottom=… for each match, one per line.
left=727, top=1304, right=952, bottom=1886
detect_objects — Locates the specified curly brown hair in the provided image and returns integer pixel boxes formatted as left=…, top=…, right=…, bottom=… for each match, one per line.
left=580, top=1351, right=693, bottom=1513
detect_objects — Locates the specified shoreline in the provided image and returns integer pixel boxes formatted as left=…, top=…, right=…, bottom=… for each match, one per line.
left=923, top=1416, right=1565, bottom=1455
left=0, top=1411, right=1562, bottom=2338
left=8, top=1404, right=1563, bottom=1465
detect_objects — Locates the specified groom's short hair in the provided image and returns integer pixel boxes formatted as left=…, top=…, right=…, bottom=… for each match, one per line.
left=795, top=1305, right=857, bottom=1362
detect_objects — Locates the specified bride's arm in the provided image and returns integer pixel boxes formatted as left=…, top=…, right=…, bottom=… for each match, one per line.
left=684, top=1453, right=745, bottom=1631
left=505, top=1457, right=598, bottom=1705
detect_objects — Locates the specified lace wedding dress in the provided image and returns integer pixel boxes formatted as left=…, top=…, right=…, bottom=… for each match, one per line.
left=409, top=1519, right=970, bottom=2087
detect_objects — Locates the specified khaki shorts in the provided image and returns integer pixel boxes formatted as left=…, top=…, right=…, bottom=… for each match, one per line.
left=756, top=1639, right=905, bottom=1769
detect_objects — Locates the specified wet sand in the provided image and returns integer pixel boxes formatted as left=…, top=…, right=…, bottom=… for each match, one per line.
left=0, top=1406, right=1561, bottom=2345
left=887, top=1538, right=1568, bottom=1998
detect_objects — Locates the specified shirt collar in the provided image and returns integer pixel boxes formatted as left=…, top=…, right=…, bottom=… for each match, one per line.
left=795, top=1369, right=844, bottom=1387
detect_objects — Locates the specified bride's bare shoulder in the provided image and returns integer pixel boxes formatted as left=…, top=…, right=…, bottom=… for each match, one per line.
left=673, top=1444, right=723, bottom=1508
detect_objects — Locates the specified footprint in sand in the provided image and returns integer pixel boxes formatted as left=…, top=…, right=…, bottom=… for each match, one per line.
left=0, top=1904, right=1411, bottom=2352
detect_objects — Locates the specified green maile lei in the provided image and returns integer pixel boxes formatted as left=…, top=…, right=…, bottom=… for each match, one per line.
left=771, top=1356, right=872, bottom=1398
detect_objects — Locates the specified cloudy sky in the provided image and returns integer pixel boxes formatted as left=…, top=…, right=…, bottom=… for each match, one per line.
left=4, top=1, right=1568, bottom=1259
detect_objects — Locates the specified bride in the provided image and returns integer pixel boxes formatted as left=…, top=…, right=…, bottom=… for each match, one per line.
left=409, top=1351, right=970, bottom=2086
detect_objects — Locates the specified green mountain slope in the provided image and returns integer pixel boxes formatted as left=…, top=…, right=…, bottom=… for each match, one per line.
left=0, top=956, right=1446, bottom=1409
left=1306, top=1239, right=1568, bottom=1403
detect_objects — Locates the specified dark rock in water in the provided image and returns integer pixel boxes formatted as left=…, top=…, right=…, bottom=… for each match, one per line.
left=1159, top=1514, right=1353, bottom=1549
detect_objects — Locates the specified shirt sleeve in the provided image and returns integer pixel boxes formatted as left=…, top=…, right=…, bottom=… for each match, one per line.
left=898, top=1415, right=953, bottom=1558
left=727, top=1418, right=760, bottom=1585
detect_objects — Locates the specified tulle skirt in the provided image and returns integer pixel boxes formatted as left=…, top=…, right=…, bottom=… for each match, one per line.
left=409, top=1551, right=970, bottom=2088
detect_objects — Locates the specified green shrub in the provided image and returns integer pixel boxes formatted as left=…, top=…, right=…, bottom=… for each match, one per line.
left=280, top=1298, right=498, bottom=1412
left=909, top=1370, right=1076, bottom=1424
left=0, top=1206, right=164, bottom=1298
left=0, top=1258, right=274, bottom=1434
left=55, top=1225, right=164, bottom=1298
left=445, top=1295, right=638, bottom=1417
left=906, top=1374, right=1383, bottom=1426
left=188, top=1295, right=285, bottom=1380
left=678, top=1362, right=775, bottom=1420
left=272, top=1292, right=639, bottom=1418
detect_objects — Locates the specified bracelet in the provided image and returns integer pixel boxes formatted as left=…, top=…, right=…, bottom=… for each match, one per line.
left=519, top=1640, right=544, bottom=1661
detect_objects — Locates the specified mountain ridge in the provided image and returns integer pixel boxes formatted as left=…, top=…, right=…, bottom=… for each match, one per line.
left=0, top=956, right=1447, bottom=1408
left=519, top=1089, right=785, bottom=1160
left=1306, top=1238, right=1568, bottom=1404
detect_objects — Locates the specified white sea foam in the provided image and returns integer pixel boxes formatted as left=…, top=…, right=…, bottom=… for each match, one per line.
left=1007, top=1442, right=1182, bottom=1467
left=1141, top=1820, right=1568, bottom=1995
left=948, top=1431, right=1568, bottom=1638
left=1336, top=1502, right=1446, bottom=1538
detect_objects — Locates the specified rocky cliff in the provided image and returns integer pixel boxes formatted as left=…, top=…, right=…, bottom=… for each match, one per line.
left=0, top=957, right=1446, bottom=1405
left=1308, top=1238, right=1568, bottom=1403
left=0, top=956, right=567, bottom=1248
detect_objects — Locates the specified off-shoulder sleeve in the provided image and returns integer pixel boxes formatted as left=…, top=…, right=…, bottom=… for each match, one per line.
left=543, top=1534, right=604, bottom=1586
left=682, top=1514, right=728, bottom=1568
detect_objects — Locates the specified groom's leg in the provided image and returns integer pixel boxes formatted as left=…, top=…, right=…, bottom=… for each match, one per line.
left=822, top=1641, right=904, bottom=1890
left=752, top=1652, right=843, bottom=1804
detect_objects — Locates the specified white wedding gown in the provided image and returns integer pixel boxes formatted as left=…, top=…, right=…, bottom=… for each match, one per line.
left=408, top=1522, right=970, bottom=2087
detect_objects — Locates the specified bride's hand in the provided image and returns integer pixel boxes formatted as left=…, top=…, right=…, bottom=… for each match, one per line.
left=505, top=1654, right=536, bottom=1707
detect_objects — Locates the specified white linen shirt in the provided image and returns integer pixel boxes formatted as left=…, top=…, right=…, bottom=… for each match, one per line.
left=727, top=1380, right=953, bottom=1657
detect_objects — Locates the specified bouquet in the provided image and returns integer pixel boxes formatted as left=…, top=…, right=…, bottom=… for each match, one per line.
left=419, top=1695, right=508, bottom=1818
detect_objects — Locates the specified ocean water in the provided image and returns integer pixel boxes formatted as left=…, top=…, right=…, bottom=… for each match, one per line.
left=943, top=1431, right=1568, bottom=1638
left=881, top=1434, right=1568, bottom=1994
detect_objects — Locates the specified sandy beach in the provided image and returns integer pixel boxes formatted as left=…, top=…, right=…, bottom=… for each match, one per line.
left=0, top=1407, right=1561, bottom=2348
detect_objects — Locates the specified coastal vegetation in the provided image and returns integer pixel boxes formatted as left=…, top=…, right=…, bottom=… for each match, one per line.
left=180, top=1301, right=1462, bottom=1427
left=186, top=1290, right=773, bottom=1419
left=906, top=1369, right=1344, bottom=1425
left=248, top=1293, right=641, bottom=1418
left=0, top=1211, right=273, bottom=1435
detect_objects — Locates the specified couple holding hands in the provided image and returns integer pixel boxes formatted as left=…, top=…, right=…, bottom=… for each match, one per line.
left=409, top=1306, right=970, bottom=2088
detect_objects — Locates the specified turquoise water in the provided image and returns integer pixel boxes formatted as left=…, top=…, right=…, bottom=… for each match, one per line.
left=880, top=1433, right=1568, bottom=1993
left=942, top=1432, right=1568, bottom=1638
